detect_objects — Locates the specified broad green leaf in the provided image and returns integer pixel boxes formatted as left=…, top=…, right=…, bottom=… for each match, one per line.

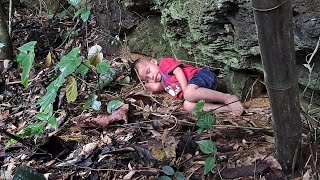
left=83, top=95, right=98, bottom=110
left=98, top=68, right=116, bottom=89
left=196, top=140, right=217, bottom=154
left=17, top=41, right=36, bottom=54
left=37, top=84, right=58, bottom=112
left=57, top=47, right=82, bottom=76
left=35, top=113, right=49, bottom=121
left=16, top=122, right=45, bottom=141
left=81, top=10, right=90, bottom=22
left=204, top=157, right=216, bottom=175
left=17, top=41, right=37, bottom=88
left=13, top=166, right=46, bottom=180
left=47, top=13, right=54, bottom=20
left=35, top=104, right=53, bottom=121
left=161, top=166, right=175, bottom=176
left=28, top=123, right=45, bottom=135
left=193, top=100, right=204, bottom=115
left=174, top=172, right=185, bottom=180
left=74, top=8, right=84, bottom=19
left=196, top=112, right=215, bottom=130
left=6, top=139, right=17, bottom=148
left=59, top=9, right=68, bottom=19
left=107, top=100, right=124, bottom=113
left=76, top=61, right=91, bottom=76
left=158, top=176, right=172, bottom=180
left=38, top=48, right=82, bottom=112
left=68, top=0, right=81, bottom=6
left=92, top=100, right=101, bottom=111
left=197, top=128, right=204, bottom=135
left=96, top=61, right=110, bottom=74
left=18, top=53, right=34, bottom=87
left=66, top=76, right=78, bottom=102
left=48, top=117, right=57, bottom=128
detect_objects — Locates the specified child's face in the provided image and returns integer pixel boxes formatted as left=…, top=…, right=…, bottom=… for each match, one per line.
left=136, top=59, right=161, bottom=83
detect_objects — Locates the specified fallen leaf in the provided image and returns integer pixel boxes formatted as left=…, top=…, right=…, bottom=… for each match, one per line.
left=0, top=111, right=9, bottom=121
left=88, top=45, right=103, bottom=66
left=94, top=104, right=129, bottom=127
left=264, top=156, right=282, bottom=170
left=302, top=168, right=311, bottom=180
left=56, top=142, right=97, bottom=167
left=100, top=134, right=112, bottom=145
left=143, top=104, right=151, bottom=120
left=131, top=145, right=156, bottom=167
left=0, top=111, right=9, bottom=126
left=163, top=136, right=177, bottom=158
left=160, top=129, right=177, bottom=158
left=0, top=144, right=4, bottom=157
left=44, top=51, right=52, bottom=68
left=151, top=147, right=166, bottom=161
left=123, top=162, right=136, bottom=180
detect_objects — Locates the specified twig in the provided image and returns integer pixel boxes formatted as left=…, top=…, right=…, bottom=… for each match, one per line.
left=8, top=0, right=12, bottom=36
left=0, top=128, right=33, bottom=147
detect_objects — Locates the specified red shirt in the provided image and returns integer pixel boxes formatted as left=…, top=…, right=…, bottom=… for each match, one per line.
left=159, top=58, right=201, bottom=99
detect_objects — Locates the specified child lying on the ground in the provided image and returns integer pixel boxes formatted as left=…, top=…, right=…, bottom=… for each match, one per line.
left=131, top=57, right=244, bottom=115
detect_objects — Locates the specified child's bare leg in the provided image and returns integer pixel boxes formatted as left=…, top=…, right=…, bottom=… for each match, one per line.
left=183, top=100, right=232, bottom=113
left=184, top=84, right=244, bottom=115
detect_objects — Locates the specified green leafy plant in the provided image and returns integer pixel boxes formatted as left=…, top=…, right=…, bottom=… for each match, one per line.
left=16, top=41, right=37, bottom=88
left=10, top=43, right=117, bottom=145
left=193, top=100, right=217, bottom=175
left=158, top=166, right=185, bottom=180
left=67, top=0, right=91, bottom=23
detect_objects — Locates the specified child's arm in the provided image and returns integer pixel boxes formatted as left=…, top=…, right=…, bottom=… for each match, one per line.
left=145, top=82, right=164, bottom=93
left=173, top=67, right=188, bottom=91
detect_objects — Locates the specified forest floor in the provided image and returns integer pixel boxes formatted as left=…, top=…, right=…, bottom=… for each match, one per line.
left=0, top=4, right=320, bottom=180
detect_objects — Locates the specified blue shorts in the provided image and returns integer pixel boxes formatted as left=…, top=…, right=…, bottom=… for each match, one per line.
left=188, top=68, right=217, bottom=89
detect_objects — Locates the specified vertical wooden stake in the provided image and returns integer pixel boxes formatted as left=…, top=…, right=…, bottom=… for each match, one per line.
left=251, top=0, right=302, bottom=174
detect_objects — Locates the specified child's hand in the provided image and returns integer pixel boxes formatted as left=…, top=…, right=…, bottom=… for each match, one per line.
left=226, top=95, right=244, bottom=116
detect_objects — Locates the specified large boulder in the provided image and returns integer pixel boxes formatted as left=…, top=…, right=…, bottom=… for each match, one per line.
left=95, top=0, right=320, bottom=102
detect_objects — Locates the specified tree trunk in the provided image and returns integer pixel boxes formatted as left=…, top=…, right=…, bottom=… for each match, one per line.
left=252, top=0, right=302, bottom=174
left=0, top=2, right=13, bottom=72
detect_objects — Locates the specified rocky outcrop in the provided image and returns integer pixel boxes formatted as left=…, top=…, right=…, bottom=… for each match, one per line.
left=95, top=0, right=320, bottom=103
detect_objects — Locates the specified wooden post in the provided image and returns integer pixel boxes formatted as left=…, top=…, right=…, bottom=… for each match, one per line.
left=251, top=0, right=302, bottom=174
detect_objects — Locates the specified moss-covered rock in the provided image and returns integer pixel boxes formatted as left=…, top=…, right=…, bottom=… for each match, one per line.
left=127, top=17, right=191, bottom=60
left=100, top=0, right=320, bottom=102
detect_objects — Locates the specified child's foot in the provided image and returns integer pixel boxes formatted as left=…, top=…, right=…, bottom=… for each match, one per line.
left=226, top=95, right=244, bottom=116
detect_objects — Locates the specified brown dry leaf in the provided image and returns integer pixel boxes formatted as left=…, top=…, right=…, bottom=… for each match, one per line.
left=142, top=104, right=151, bottom=120
left=151, top=147, right=166, bottom=161
left=94, top=104, right=129, bottom=127
left=56, top=143, right=98, bottom=166
left=0, top=111, right=9, bottom=126
left=0, top=111, right=9, bottom=121
left=0, top=144, right=4, bottom=156
left=163, top=136, right=177, bottom=158
left=44, top=51, right=52, bottom=68
left=123, top=162, right=136, bottom=180
left=100, top=134, right=112, bottom=145
left=161, top=131, right=178, bottom=159
left=264, top=156, right=282, bottom=170
left=264, top=135, right=275, bottom=143
left=302, top=168, right=311, bottom=180
left=88, top=45, right=103, bottom=66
